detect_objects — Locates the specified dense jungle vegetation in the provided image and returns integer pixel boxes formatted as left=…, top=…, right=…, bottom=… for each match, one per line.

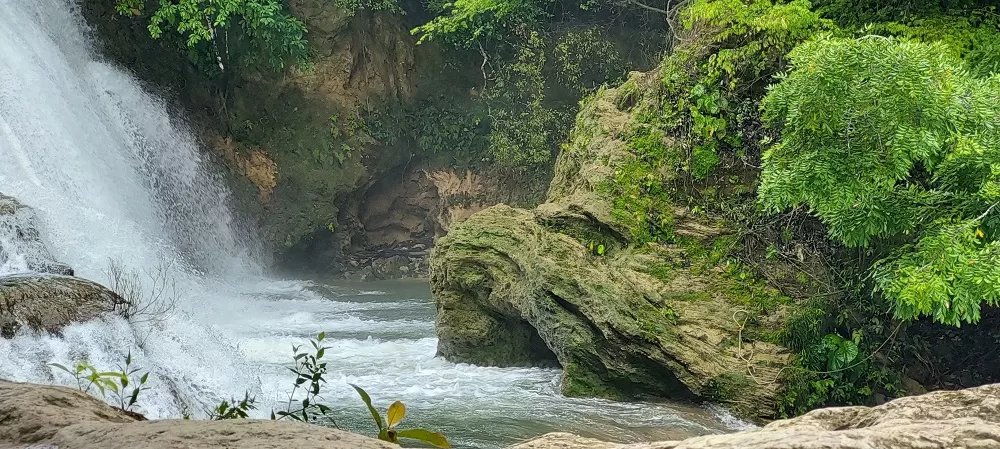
left=110, top=0, right=1000, bottom=418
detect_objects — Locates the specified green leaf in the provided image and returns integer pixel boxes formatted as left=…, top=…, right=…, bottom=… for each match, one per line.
left=396, top=428, right=451, bottom=448
left=823, top=334, right=859, bottom=371
left=50, top=363, right=71, bottom=375
left=350, top=384, right=386, bottom=431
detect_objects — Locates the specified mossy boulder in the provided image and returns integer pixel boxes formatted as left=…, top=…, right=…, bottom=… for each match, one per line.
left=430, top=76, right=792, bottom=419
left=0, top=274, right=125, bottom=338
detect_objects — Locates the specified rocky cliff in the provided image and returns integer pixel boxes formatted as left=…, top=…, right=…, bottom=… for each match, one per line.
left=430, top=72, right=795, bottom=419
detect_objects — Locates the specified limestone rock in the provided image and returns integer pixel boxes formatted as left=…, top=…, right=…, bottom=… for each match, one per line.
left=0, top=380, right=138, bottom=446
left=47, top=420, right=399, bottom=449
left=430, top=76, right=790, bottom=418
left=0, top=381, right=397, bottom=449
left=0, top=274, right=124, bottom=338
left=0, top=193, right=74, bottom=276
left=510, top=384, right=1000, bottom=449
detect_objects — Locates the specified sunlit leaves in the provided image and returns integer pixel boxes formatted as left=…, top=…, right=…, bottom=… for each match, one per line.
left=761, top=35, right=1000, bottom=325
left=50, top=351, right=151, bottom=413
left=115, top=0, right=309, bottom=75
left=351, top=384, right=451, bottom=448
left=874, top=219, right=1000, bottom=326
left=411, top=0, right=552, bottom=46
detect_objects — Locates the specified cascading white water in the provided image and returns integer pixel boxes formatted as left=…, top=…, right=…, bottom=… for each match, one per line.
left=0, top=0, right=259, bottom=277
left=0, top=1, right=748, bottom=447
left=0, top=0, right=266, bottom=419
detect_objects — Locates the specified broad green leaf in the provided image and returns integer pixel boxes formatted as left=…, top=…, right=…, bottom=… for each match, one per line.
left=397, top=428, right=451, bottom=448
left=350, top=384, right=386, bottom=431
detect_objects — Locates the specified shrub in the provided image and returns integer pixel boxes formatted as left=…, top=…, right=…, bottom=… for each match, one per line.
left=760, top=35, right=1000, bottom=326
left=114, top=0, right=309, bottom=77
left=105, top=258, right=179, bottom=328
left=51, top=351, right=151, bottom=414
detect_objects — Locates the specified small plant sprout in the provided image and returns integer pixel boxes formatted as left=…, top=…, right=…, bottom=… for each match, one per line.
left=51, top=351, right=150, bottom=413
left=50, top=361, right=117, bottom=395
left=108, top=351, right=151, bottom=413
left=208, top=391, right=258, bottom=420
left=272, top=332, right=337, bottom=424
left=351, top=384, right=451, bottom=448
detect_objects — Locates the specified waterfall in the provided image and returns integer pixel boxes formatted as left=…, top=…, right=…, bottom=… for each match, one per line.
left=0, top=0, right=259, bottom=279
left=0, top=0, right=264, bottom=418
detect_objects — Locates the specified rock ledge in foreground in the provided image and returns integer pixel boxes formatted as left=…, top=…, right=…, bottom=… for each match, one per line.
left=511, top=383, right=1000, bottom=449
left=0, top=380, right=396, bottom=449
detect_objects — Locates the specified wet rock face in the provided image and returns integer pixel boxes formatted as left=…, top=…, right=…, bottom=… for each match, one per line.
left=512, top=383, right=1000, bottom=449
left=0, top=274, right=124, bottom=338
left=0, top=381, right=397, bottom=449
left=0, top=193, right=74, bottom=276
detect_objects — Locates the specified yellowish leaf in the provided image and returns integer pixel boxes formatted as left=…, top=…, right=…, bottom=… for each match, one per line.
left=386, top=401, right=406, bottom=428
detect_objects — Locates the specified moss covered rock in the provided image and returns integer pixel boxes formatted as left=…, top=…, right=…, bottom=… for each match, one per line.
left=430, top=76, right=792, bottom=419
left=0, top=274, right=125, bottom=338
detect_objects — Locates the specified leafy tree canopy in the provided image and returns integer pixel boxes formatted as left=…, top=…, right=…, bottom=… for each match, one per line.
left=115, top=0, right=310, bottom=76
left=760, top=35, right=1000, bottom=326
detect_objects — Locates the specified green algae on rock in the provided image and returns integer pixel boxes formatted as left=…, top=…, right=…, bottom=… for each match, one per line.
left=430, top=73, right=792, bottom=419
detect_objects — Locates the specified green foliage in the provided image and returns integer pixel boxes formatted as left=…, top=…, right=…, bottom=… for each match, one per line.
left=552, top=28, right=627, bottom=96
left=820, top=332, right=860, bottom=371
left=812, top=0, right=990, bottom=27
left=681, top=0, right=831, bottom=91
left=208, top=392, right=258, bottom=420
left=366, top=96, right=490, bottom=166
left=664, top=0, right=828, bottom=178
left=115, top=0, right=309, bottom=76
left=604, top=124, right=677, bottom=244
left=860, top=10, right=1000, bottom=78
left=874, top=219, right=1000, bottom=326
left=778, top=356, right=901, bottom=417
left=760, top=35, right=1000, bottom=325
left=485, top=32, right=556, bottom=168
left=332, top=0, right=401, bottom=17
left=412, top=0, right=552, bottom=46
left=51, top=351, right=151, bottom=413
left=351, top=384, right=451, bottom=448
left=411, top=0, right=654, bottom=174
left=598, top=0, right=826, bottom=242
left=586, top=240, right=607, bottom=256
left=272, top=332, right=337, bottom=423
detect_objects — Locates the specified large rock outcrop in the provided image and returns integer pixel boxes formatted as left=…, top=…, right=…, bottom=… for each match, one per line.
left=511, top=383, right=1000, bottom=449
left=0, top=194, right=73, bottom=276
left=0, top=381, right=395, bottom=449
left=430, top=77, right=792, bottom=418
left=0, top=274, right=125, bottom=338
